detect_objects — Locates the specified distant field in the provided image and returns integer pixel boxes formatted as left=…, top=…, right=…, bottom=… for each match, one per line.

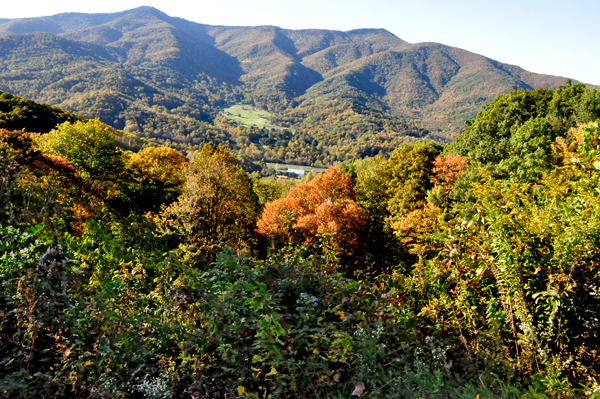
left=222, top=104, right=273, bottom=127
left=267, top=163, right=326, bottom=174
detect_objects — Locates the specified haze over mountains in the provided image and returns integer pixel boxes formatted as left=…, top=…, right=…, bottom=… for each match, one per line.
left=0, top=6, right=575, bottom=162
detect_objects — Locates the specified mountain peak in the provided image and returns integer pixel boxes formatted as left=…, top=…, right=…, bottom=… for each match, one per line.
left=0, top=7, right=573, bottom=149
left=347, top=28, right=398, bottom=37
left=0, top=7, right=173, bottom=36
left=122, top=6, right=169, bottom=18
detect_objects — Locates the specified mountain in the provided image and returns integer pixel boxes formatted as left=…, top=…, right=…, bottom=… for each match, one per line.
left=0, top=6, right=574, bottom=164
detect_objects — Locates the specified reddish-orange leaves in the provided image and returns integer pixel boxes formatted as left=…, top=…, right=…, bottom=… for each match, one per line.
left=1, top=129, right=77, bottom=179
left=257, top=167, right=367, bottom=257
left=431, top=154, right=468, bottom=194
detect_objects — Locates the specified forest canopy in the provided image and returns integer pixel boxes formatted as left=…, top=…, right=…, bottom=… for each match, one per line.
left=1, top=81, right=600, bottom=398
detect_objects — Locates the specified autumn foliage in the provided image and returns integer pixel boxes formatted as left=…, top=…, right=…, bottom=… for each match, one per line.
left=3, top=82, right=600, bottom=397
left=129, top=146, right=188, bottom=187
left=0, top=129, right=76, bottom=177
left=257, top=167, right=367, bottom=259
left=430, top=153, right=468, bottom=194
left=157, top=144, right=259, bottom=254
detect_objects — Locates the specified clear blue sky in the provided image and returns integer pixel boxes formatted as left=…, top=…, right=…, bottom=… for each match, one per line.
left=3, top=0, right=599, bottom=86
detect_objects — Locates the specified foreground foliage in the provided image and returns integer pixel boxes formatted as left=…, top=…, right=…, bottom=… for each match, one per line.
left=0, top=224, right=533, bottom=398
left=2, top=82, right=600, bottom=398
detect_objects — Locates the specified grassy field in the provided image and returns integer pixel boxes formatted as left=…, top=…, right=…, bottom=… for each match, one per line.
left=267, top=163, right=326, bottom=174
left=222, top=104, right=273, bottom=127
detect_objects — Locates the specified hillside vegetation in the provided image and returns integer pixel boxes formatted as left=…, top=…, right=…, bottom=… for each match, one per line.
left=1, top=81, right=600, bottom=398
left=0, top=6, right=574, bottom=166
left=0, top=90, right=82, bottom=132
left=0, top=89, right=152, bottom=152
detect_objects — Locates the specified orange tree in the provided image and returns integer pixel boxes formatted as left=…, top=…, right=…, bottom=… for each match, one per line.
left=257, top=166, right=367, bottom=266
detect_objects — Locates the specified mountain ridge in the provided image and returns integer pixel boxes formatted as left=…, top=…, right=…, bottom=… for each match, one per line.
left=0, top=6, right=581, bottom=164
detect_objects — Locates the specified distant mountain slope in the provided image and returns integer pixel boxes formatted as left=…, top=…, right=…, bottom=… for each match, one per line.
left=0, top=6, right=574, bottom=154
left=315, top=43, right=566, bottom=133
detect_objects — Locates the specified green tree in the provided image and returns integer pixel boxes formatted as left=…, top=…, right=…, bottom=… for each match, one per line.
left=499, top=117, right=558, bottom=181
left=41, top=120, right=125, bottom=186
left=548, top=80, right=600, bottom=127
left=385, top=141, right=442, bottom=229
left=252, top=175, right=296, bottom=211
left=448, top=88, right=554, bottom=165
left=341, top=156, right=406, bottom=270
left=449, top=82, right=600, bottom=170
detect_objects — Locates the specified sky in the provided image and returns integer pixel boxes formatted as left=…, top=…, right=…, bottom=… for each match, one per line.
left=2, top=0, right=599, bottom=86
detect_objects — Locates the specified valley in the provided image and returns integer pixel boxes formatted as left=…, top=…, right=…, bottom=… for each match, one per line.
left=0, top=6, right=578, bottom=166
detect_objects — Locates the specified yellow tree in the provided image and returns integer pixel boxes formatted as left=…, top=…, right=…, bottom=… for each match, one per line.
left=116, top=146, right=189, bottom=214
left=157, top=144, right=259, bottom=254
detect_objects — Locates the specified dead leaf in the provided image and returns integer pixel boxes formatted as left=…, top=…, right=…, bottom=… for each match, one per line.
left=352, top=382, right=365, bottom=397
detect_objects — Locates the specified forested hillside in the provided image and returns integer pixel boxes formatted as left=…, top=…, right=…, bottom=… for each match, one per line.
left=0, top=6, right=574, bottom=165
left=1, top=81, right=600, bottom=398
left=0, top=90, right=82, bottom=132
left=0, top=90, right=152, bottom=152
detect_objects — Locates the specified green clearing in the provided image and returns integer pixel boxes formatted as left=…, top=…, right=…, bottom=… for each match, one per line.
left=267, top=162, right=326, bottom=174
left=222, top=104, right=273, bottom=127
